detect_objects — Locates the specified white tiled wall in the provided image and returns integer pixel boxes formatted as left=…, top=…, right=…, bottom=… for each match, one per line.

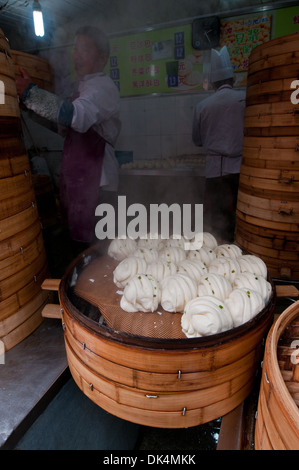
left=116, top=91, right=209, bottom=160
left=21, top=90, right=210, bottom=171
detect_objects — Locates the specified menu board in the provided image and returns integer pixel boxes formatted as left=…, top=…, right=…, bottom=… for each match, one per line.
left=106, top=24, right=204, bottom=97
left=219, top=14, right=272, bottom=73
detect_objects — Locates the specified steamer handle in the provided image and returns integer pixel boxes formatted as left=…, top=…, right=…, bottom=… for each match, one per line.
left=276, top=285, right=299, bottom=298
left=42, top=278, right=61, bottom=291
left=41, top=304, right=62, bottom=319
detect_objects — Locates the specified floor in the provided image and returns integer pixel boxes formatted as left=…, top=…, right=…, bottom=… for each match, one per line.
left=1, top=219, right=298, bottom=451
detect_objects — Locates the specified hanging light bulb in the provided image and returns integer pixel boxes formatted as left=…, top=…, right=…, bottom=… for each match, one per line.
left=33, top=0, right=45, bottom=37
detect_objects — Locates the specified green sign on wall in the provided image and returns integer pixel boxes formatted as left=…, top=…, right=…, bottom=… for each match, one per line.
left=106, top=24, right=204, bottom=97
left=274, top=5, right=299, bottom=38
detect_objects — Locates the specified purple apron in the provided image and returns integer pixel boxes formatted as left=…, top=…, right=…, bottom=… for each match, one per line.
left=59, top=126, right=106, bottom=243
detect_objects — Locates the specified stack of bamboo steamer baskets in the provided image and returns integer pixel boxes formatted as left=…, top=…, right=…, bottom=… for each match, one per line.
left=44, top=245, right=276, bottom=429
left=11, top=47, right=57, bottom=228
left=235, top=32, right=299, bottom=280
left=0, top=29, right=50, bottom=351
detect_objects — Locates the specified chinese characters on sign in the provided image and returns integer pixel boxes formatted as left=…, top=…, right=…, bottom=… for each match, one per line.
left=107, top=25, right=204, bottom=97
left=220, top=14, right=272, bottom=72
left=107, top=13, right=274, bottom=96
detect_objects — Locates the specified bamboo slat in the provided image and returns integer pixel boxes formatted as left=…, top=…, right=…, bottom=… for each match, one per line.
left=0, top=205, right=40, bottom=242
left=237, top=190, right=299, bottom=224
left=0, top=290, right=49, bottom=336
left=244, top=102, right=299, bottom=128
left=247, top=60, right=299, bottom=85
left=0, top=248, right=47, bottom=302
left=0, top=231, right=44, bottom=281
left=0, top=297, right=46, bottom=352
left=0, top=219, right=41, bottom=261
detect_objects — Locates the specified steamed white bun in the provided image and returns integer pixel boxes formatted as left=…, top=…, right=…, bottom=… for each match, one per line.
left=215, top=244, right=243, bottom=259
left=120, top=274, right=161, bottom=313
left=133, top=247, right=159, bottom=264
left=233, top=272, right=272, bottom=302
left=225, top=288, right=265, bottom=327
left=197, top=273, right=232, bottom=301
left=137, top=233, right=165, bottom=250
left=177, top=259, right=207, bottom=282
left=237, top=254, right=268, bottom=279
left=208, top=256, right=241, bottom=283
left=202, top=232, right=218, bottom=249
left=187, top=246, right=216, bottom=267
left=181, top=295, right=233, bottom=338
left=108, top=238, right=137, bottom=261
left=113, top=256, right=147, bottom=288
left=146, top=260, right=177, bottom=282
left=159, top=246, right=186, bottom=264
left=161, top=273, right=197, bottom=313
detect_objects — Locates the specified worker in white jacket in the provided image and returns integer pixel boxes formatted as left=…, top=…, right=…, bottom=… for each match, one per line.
left=16, top=26, right=121, bottom=253
left=192, top=46, right=246, bottom=243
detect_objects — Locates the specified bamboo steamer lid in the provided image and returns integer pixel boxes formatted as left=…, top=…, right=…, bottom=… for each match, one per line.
left=236, top=32, right=299, bottom=280
left=0, top=28, right=50, bottom=351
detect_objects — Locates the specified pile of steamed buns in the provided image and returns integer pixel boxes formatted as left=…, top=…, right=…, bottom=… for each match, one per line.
left=107, top=233, right=272, bottom=338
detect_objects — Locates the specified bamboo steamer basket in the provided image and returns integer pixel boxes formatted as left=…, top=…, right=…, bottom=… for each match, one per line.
left=0, top=29, right=50, bottom=351
left=0, top=31, right=21, bottom=118
left=11, top=49, right=54, bottom=92
left=235, top=33, right=299, bottom=280
left=255, top=300, right=299, bottom=450
left=42, top=243, right=276, bottom=429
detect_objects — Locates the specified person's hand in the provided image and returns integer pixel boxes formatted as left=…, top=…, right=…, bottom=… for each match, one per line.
left=16, top=67, right=33, bottom=99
